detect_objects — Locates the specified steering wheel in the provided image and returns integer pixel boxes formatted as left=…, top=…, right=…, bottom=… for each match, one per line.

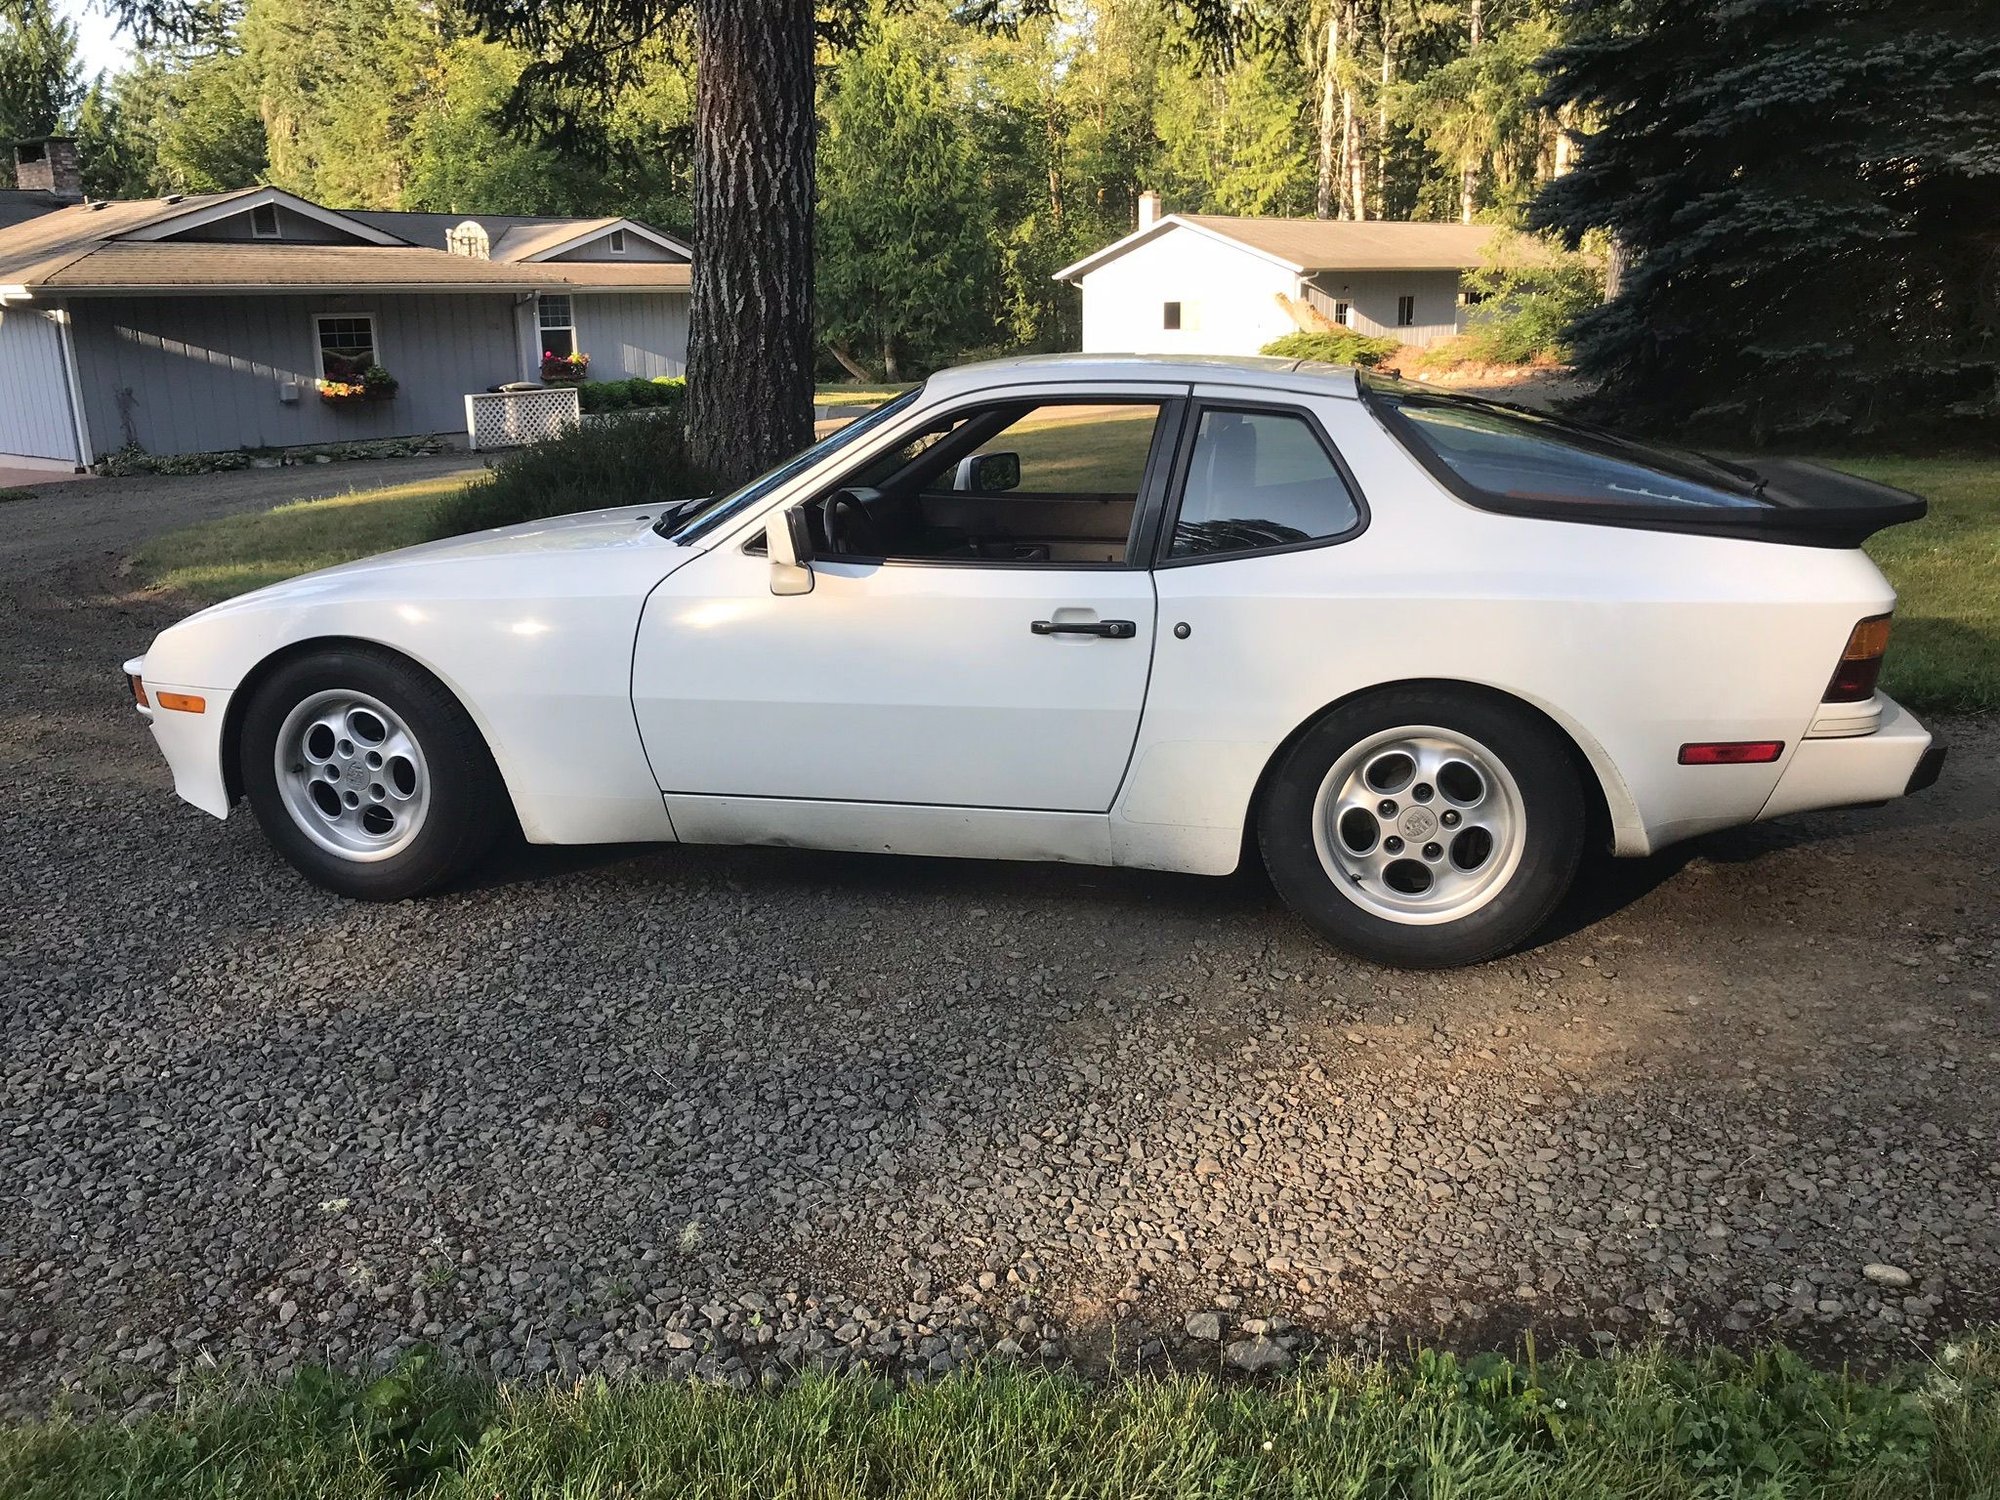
left=825, top=488, right=885, bottom=556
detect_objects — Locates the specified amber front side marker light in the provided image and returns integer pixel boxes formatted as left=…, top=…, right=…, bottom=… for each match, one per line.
left=128, top=674, right=149, bottom=708
left=156, top=692, right=206, bottom=714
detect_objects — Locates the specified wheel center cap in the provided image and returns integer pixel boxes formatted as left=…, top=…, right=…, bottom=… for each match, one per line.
left=345, top=761, right=370, bottom=787
left=1400, top=806, right=1438, bottom=840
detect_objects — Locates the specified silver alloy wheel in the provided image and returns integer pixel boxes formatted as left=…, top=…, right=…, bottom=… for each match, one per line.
left=273, top=689, right=431, bottom=861
left=1310, top=725, right=1527, bottom=926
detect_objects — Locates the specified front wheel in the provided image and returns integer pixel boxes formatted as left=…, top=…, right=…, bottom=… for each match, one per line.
left=240, top=647, right=509, bottom=900
left=1258, top=687, right=1585, bottom=968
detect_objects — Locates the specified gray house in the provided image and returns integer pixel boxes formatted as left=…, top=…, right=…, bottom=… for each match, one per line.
left=0, top=142, right=691, bottom=469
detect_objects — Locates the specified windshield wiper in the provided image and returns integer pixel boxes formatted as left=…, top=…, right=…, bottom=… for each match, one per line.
left=650, top=496, right=707, bottom=537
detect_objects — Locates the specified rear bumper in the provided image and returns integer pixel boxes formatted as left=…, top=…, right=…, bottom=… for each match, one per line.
left=1757, top=694, right=1933, bottom=822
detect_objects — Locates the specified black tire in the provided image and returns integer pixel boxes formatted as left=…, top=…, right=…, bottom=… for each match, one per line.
left=1257, top=685, right=1585, bottom=969
left=239, top=646, right=509, bottom=900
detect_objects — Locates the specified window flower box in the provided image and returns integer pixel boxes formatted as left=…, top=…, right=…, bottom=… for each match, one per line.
left=541, top=351, right=590, bottom=383
left=317, top=365, right=400, bottom=406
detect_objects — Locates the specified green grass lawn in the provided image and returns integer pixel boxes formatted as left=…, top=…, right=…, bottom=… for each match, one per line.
left=4, top=1340, right=1995, bottom=1499
left=1846, top=457, right=2000, bottom=713
left=128, top=471, right=479, bottom=604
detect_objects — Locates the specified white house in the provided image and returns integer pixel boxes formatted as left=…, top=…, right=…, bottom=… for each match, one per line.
left=1054, top=194, right=1519, bottom=355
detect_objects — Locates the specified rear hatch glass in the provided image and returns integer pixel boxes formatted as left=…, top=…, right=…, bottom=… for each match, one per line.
left=1362, top=377, right=1924, bottom=547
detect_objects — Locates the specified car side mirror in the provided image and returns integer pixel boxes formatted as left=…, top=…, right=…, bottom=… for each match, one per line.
left=953, top=450, right=1020, bottom=494
left=767, top=503, right=814, bottom=596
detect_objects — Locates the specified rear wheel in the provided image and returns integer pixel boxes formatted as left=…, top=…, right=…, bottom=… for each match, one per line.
left=1258, top=686, right=1585, bottom=968
left=240, top=647, right=508, bottom=900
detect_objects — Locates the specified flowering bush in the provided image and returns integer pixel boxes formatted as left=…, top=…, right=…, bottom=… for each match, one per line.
left=541, top=351, right=590, bottom=383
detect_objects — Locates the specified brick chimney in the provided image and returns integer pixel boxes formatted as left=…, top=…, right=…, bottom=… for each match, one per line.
left=13, top=137, right=83, bottom=200
left=1138, top=189, right=1162, bottom=231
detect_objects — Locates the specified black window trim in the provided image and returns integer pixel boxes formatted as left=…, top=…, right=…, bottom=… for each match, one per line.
left=776, top=392, right=1193, bottom=574
left=1150, top=397, right=1371, bottom=569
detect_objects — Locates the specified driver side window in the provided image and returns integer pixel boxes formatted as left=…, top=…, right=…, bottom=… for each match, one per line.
left=812, top=399, right=1170, bottom=566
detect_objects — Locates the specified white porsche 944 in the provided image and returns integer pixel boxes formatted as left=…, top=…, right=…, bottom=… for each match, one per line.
left=126, top=355, right=1944, bottom=967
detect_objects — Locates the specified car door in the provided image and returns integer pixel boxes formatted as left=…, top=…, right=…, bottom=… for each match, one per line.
left=630, top=389, right=1186, bottom=813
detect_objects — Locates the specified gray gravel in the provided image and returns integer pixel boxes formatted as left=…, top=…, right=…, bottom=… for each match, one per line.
left=1, top=522, right=1997, bottom=1417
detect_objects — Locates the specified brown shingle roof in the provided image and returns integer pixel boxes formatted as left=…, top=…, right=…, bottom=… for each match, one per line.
left=0, top=191, right=260, bottom=283
left=4, top=229, right=693, bottom=293
left=1053, top=214, right=1543, bottom=281
left=1177, top=216, right=1521, bottom=271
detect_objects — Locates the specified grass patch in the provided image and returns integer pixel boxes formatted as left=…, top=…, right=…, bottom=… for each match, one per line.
left=1837, top=456, right=2000, bottom=714
left=128, top=472, right=477, bottom=603
left=0, top=485, right=39, bottom=502
left=3, top=1339, right=1996, bottom=1498
left=817, top=381, right=917, bottom=408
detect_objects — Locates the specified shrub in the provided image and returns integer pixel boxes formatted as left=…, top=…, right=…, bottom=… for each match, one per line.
left=577, top=376, right=688, bottom=414
left=1424, top=240, right=1604, bottom=368
left=1260, top=330, right=1404, bottom=367
left=425, top=410, right=707, bottom=540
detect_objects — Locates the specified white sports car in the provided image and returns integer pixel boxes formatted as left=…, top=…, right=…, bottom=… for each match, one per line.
left=125, top=355, right=1943, bottom=967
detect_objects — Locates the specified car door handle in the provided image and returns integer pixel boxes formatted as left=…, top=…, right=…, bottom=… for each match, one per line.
left=1031, top=618, right=1137, bottom=639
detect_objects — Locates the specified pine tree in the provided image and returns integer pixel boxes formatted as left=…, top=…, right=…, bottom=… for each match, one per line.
left=1533, top=0, right=2000, bottom=440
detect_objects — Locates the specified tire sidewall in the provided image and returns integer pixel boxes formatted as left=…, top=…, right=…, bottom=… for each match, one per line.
left=241, top=649, right=494, bottom=900
left=1259, top=687, right=1585, bottom=968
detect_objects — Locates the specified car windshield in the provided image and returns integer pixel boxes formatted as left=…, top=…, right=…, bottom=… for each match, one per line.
left=1363, top=376, right=1771, bottom=511
left=659, top=388, right=924, bottom=543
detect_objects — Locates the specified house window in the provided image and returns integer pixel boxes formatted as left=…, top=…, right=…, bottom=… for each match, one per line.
left=1397, top=295, right=1416, bottom=328
left=251, top=203, right=280, bottom=239
left=313, top=313, right=378, bottom=380
left=446, top=220, right=490, bottom=259
left=1460, top=287, right=1490, bottom=306
left=538, top=294, right=576, bottom=358
left=606, top=228, right=627, bottom=255
left=1163, top=301, right=1181, bottom=331
left=1332, top=300, right=1351, bottom=327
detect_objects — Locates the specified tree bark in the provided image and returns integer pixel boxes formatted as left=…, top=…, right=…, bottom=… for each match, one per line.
left=1376, top=10, right=1393, bottom=217
left=1314, top=6, right=1340, bottom=220
left=686, top=0, right=818, bottom=492
left=1459, top=0, right=1483, bottom=222
left=1344, top=0, right=1365, bottom=219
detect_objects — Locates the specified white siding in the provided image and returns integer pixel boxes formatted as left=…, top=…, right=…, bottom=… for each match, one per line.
left=0, top=302, right=79, bottom=463
left=1305, top=269, right=1462, bottom=346
left=1076, top=231, right=1299, bottom=356
left=70, top=292, right=523, bottom=458
left=572, top=293, right=689, bottom=379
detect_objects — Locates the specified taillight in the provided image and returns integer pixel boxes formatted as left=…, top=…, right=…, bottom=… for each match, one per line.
left=1825, top=614, right=1892, bottom=702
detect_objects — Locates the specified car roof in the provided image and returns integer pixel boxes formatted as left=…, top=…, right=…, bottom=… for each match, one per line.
left=922, top=352, right=1362, bottom=401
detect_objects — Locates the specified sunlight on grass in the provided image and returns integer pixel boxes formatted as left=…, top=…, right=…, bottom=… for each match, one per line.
left=129, top=471, right=481, bottom=604
left=1839, top=457, right=2000, bottom=714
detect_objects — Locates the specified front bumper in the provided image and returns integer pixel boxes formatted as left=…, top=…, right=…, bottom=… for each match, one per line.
left=1757, top=694, right=1934, bottom=822
left=124, top=655, right=233, bottom=819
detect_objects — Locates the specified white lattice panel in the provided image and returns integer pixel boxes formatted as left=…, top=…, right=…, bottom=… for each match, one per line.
left=464, top=388, right=581, bottom=451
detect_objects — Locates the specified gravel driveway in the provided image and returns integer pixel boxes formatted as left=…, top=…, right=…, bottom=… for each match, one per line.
left=1, top=501, right=1996, bottom=1415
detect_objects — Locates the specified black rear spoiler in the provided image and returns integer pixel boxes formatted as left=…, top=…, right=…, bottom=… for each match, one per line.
left=1733, top=459, right=1928, bottom=548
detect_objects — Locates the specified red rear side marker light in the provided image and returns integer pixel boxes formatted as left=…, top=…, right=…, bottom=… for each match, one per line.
left=1825, top=614, right=1892, bottom=703
left=1679, top=741, right=1785, bottom=765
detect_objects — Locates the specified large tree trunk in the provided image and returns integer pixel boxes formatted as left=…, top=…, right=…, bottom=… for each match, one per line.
left=1314, top=6, right=1340, bottom=219
left=686, top=0, right=817, bottom=492
left=1459, top=0, right=1483, bottom=222
left=1343, top=0, right=1365, bottom=219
